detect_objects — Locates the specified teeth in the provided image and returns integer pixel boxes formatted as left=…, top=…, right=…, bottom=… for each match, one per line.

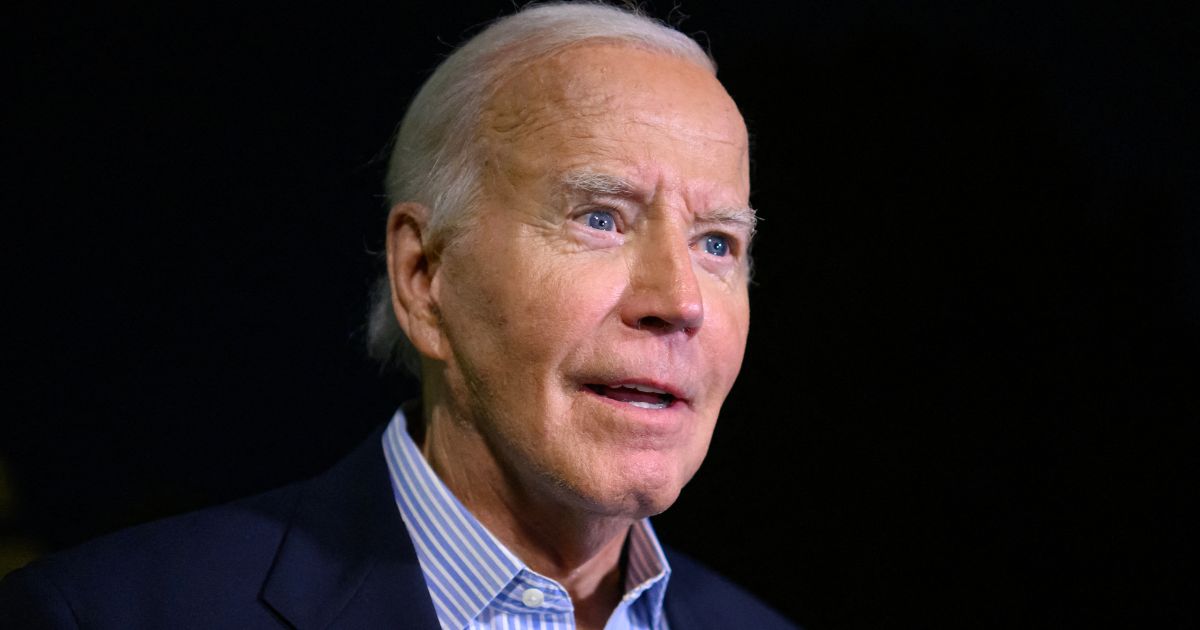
left=618, top=384, right=669, bottom=395
left=628, top=400, right=668, bottom=409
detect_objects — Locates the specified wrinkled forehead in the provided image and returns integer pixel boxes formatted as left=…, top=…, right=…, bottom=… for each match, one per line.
left=480, top=42, right=748, bottom=156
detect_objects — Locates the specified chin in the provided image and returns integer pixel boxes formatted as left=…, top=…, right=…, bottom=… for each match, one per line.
left=582, top=455, right=693, bottom=519
left=624, top=486, right=684, bottom=518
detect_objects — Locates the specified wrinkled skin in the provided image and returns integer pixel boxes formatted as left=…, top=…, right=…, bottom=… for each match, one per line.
left=388, top=43, right=753, bottom=611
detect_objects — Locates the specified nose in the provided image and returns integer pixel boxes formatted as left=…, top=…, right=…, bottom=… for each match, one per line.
left=620, top=221, right=704, bottom=335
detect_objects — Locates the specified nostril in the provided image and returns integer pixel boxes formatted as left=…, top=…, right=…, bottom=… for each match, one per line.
left=621, top=270, right=705, bottom=333
left=636, top=316, right=673, bottom=331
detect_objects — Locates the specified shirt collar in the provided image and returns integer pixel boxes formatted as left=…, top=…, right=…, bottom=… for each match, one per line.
left=382, top=406, right=672, bottom=629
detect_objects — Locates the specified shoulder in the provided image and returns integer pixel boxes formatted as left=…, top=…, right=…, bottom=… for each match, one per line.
left=0, top=483, right=302, bottom=629
left=664, top=547, right=801, bottom=630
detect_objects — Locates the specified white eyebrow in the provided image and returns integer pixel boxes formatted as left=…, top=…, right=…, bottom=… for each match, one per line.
left=561, top=169, right=758, bottom=235
left=561, top=170, right=637, bottom=196
left=697, top=205, right=759, bottom=236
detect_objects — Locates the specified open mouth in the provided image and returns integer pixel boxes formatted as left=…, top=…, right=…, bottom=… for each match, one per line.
left=585, top=383, right=678, bottom=410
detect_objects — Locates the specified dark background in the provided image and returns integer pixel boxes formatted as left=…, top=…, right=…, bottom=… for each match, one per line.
left=5, top=1, right=1197, bottom=628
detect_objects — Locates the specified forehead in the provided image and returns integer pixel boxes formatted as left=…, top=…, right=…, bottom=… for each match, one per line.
left=479, top=43, right=749, bottom=195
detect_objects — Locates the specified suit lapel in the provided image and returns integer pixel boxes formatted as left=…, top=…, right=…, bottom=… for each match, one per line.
left=664, top=588, right=705, bottom=630
left=662, top=548, right=716, bottom=630
left=260, top=427, right=441, bottom=629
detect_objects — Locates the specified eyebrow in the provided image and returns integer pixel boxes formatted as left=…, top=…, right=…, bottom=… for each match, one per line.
left=697, top=205, right=759, bottom=236
left=561, top=170, right=758, bottom=235
left=562, top=170, right=637, bottom=197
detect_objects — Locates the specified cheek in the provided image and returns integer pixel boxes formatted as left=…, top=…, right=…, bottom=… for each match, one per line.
left=701, top=284, right=751, bottom=385
left=443, top=239, right=625, bottom=371
left=511, top=252, right=625, bottom=340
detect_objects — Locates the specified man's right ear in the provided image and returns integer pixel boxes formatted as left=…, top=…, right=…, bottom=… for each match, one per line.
left=385, top=202, right=446, bottom=362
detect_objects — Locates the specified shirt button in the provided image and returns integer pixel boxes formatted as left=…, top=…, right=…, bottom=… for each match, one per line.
left=521, top=588, right=545, bottom=608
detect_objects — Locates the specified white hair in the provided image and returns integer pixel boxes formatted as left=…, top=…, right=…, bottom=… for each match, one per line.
left=366, top=1, right=717, bottom=376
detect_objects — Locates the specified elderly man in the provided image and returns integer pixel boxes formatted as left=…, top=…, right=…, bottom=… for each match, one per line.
left=1, top=3, right=794, bottom=628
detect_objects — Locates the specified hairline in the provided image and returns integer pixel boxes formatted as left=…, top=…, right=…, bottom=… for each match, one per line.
left=369, top=3, right=727, bottom=378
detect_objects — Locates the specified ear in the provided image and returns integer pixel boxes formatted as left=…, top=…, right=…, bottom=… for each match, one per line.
left=385, top=202, right=447, bottom=362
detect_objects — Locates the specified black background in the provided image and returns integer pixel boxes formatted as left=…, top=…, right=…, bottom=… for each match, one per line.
left=5, top=1, right=1197, bottom=628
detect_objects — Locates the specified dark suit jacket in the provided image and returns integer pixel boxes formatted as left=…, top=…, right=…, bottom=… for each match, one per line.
left=0, top=427, right=797, bottom=629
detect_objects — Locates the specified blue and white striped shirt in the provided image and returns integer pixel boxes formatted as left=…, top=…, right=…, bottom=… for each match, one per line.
left=382, top=408, right=672, bottom=630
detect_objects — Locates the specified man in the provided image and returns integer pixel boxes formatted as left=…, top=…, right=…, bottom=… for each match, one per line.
left=1, top=3, right=795, bottom=628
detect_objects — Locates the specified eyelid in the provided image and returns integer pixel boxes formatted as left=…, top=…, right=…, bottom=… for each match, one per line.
left=694, top=230, right=742, bottom=258
left=573, top=204, right=627, bottom=233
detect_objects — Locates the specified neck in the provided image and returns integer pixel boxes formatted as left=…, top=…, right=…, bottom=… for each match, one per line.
left=419, top=400, right=629, bottom=626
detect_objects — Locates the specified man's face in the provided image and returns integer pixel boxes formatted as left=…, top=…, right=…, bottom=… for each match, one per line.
left=431, top=44, right=752, bottom=519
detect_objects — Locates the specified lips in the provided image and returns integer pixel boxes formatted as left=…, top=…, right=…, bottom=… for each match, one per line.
left=584, top=382, right=682, bottom=410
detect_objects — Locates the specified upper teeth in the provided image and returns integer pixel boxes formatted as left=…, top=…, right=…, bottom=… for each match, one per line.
left=618, top=384, right=669, bottom=395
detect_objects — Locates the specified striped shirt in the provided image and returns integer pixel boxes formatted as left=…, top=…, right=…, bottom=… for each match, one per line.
left=382, top=407, right=672, bottom=630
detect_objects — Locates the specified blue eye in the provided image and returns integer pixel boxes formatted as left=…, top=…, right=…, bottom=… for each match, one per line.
left=585, top=210, right=616, bottom=231
left=704, top=234, right=730, bottom=257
